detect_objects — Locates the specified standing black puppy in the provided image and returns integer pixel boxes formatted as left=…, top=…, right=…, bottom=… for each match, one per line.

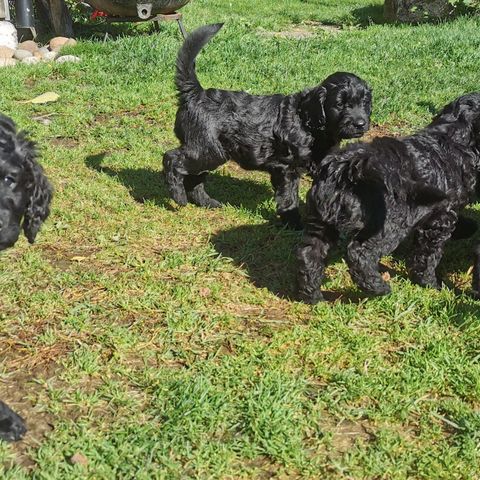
left=297, top=93, right=480, bottom=304
left=163, top=23, right=372, bottom=229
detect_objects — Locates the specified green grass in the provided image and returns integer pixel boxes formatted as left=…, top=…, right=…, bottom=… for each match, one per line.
left=1, top=0, right=480, bottom=478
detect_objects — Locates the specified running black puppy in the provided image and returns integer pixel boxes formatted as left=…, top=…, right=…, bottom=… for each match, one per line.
left=0, top=114, right=52, bottom=250
left=163, top=23, right=372, bottom=229
left=298, top=92, right=480, bottom=303
left=0, top=401, right=26, bottom=442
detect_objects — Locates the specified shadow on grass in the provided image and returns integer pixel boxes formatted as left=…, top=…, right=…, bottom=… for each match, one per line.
left=350, top=4, right=385, bottom=26
left=86, top=152, right=172, bottom=207
left=85, top=153, right=274, bottom=214
left=212, top=223, right=301, bottom=299
left=212, top=223, right=374, bottom=303
left=213, top=209, right=480, bottom=303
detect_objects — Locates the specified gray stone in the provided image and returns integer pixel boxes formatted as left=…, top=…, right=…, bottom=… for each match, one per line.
left=56, top=55, right=80, bottom=64
left=384, top=0, right=453, bottom=23
left=14, top=49, right=33, bottom=60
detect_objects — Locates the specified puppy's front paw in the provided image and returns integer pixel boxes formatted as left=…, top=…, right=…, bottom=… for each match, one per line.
left=0, top=404, right=27, bottom=442
left=298, top=289, right=324, bottom=304
left=410, top=272, right=441, bottom=290
left=279, top=209, right=303, bottom=231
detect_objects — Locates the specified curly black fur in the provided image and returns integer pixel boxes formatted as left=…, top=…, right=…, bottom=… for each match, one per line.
left=0, top=114, right=52, bottom=251
left=163, top=23, right=372, bottom=229
left=0, top=401, right=26, bottom=442
left=297, top=92, right=480, bottom=303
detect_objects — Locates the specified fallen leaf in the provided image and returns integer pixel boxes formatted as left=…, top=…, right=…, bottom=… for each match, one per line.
left=381, top=271, right=391, bottom=282
left=19, top=92, right=60, bottom=104
left=71, top=256, right=87, bottom=262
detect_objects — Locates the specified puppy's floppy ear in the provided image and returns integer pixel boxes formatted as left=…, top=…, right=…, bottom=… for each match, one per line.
left=298, top=86, right=327, bottom=132
left=20, top=139, right=53, bottom=244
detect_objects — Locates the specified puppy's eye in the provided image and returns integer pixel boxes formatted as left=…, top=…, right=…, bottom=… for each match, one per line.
left=3, top=176, right=15, bottom=186
left=336, top=102, right=344, bottom=109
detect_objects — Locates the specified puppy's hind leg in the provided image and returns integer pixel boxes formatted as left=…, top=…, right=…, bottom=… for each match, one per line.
left=347, top=237, right=393, bottom=296
left=408, top=209, right=457, bottom=289
left=472, top=244, right=480, bottom=299
left=163, top=149, right=189, bottom=206
left=184, top=173, right=222, bottom=209
left=297, top=224, right=338, bottom=304
left=270, top=167, right=302, bottom=230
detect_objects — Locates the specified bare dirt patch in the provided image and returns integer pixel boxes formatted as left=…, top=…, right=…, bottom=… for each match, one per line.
left=259, top=21, right=342, bottom=40
left=0, top=368, right=57, bottom=468
left=50, top=137, right=79, bottom=148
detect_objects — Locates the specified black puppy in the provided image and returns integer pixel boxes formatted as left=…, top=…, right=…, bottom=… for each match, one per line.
left=0, top=114, right=51, bottom=443
left=0, top=114, right=52, bottom=250
left=297, top=93, right=480, bottom=303
left=163, top=23, right=372, bottom=229
left=0, top=401, right=26, bottom=442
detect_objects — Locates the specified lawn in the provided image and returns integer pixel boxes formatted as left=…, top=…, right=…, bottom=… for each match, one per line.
left=1, top=0, right=480, bottom=478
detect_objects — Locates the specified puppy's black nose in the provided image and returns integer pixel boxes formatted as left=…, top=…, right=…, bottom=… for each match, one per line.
left=354, top=119, right=366, bottom=128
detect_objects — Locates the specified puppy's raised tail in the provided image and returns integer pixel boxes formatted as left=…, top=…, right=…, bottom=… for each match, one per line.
left=176, top=23, right=224, bottom=98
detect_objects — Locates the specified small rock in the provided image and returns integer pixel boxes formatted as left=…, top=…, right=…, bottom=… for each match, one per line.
left=0, top=46, right=14, bottom=58
left=0, top=58, right=17, bottom=67
left=14, top=49, right=33, bottom=60
left=56, top=55, right=80, bottom=64
left=38, top=46, right=50, bottom=55
left=69, top=452, right=88, bottom=466
left=33, top=51, right=43, bottom=59
left=21, top=56, right=40, bottom=65
left=17, top=40, right=38, bottom=53
left=42, top=51, right=57, bottom=62
left=49, top=36, right=70, bottom=51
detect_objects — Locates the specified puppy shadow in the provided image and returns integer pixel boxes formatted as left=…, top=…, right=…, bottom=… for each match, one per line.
left=213, top=207, right=480, bottom=303
left=212, top=224, right=373, bottom=303
left=86, top=153, right=274, bottom=214
left=212, top=223, right=302, bottom=299
left=206, top=172, right=274, bottom=214
left=86, top=152, right=172, bottom=208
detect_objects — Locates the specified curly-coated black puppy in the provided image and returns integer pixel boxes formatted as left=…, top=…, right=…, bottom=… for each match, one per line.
left=163, top=23, right=372, bottom=229
left=297, top=92, right=480, bottom=303
left=0, top=401, right=26, bottom=442
left=0, top=114, right=52, bottom=251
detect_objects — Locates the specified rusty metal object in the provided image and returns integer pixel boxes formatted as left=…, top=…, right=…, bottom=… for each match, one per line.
left=87, top=0, right=190, bottom=17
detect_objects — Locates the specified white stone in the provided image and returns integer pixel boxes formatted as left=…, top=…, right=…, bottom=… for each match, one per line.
left=21, top=56, right=40, bottom=65
left=56, top=55, right=80, bottom=64
left=42, top=51, right=57, bottom=61
left=0, top=21, right=17, bottom=50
